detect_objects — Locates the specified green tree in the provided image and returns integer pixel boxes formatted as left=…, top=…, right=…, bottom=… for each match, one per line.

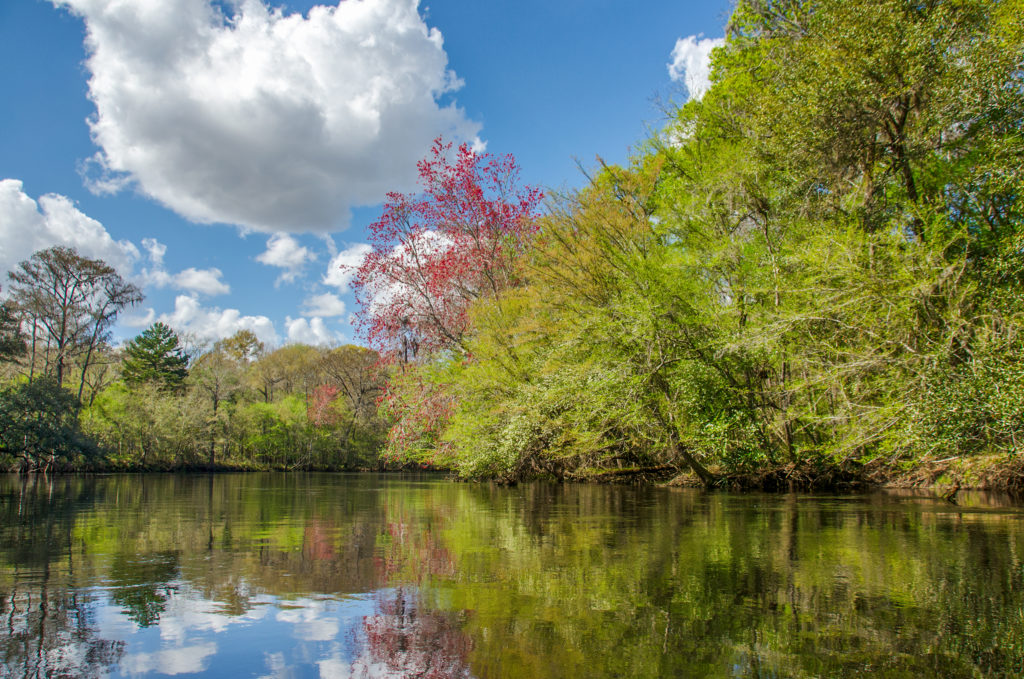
left=122, top=322, right=189, bottom=390
left=377, top=0, right=1024, bottom=483
left=216, top=329, right=264, bottom=363
left=190, top=348, right=246, bottom=466
left=251, top=343, right=320, bottom=402
left=0, top=378, right=98, bottom=471
left=82, top=381, right=209, bottom=467
left=0, top=287, right=26, bottom=362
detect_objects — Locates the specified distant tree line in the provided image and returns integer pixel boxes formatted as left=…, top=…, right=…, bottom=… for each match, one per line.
left=0, top=246, right=388, bottom=472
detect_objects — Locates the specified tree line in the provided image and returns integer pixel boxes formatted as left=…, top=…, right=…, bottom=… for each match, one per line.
left=4, top=0, right=1020, bottom=486
left=0, top=247, right=388, bottom=472
left=351, top=0, right=1024, bottom=487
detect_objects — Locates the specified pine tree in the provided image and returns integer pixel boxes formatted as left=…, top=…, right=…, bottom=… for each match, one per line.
left=122, top=323, right=189, bottom=389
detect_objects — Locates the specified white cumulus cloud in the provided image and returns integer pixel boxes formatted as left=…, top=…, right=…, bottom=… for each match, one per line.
left=0, top=183, right=232, bottom=301
left=140, top=238, right=230, bottom=295
left=256, top=233, right=314, bottom=284
left=142, top=237, right=167, bottom=266
left=159, top=294, right=278, bottom=345
left=0, top=178, right=139, bottom=278
left=301, top=292, right=346, bottom=317
left=144, top=265, right=231, bottom=296
left=172, top=267, right=231, bottom=295
left=323, top=242, right=372, bottom=292
left=668, top=34, right=723, bottom=101
left=56, top=0, right=482, bottom=233
left=286, top=316, right=342, bottom=346
left=122, top=307, right=157, bottom=329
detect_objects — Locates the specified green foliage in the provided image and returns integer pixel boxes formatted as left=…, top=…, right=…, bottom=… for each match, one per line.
left=0, top=289, right=26, bottom=362
left=0, top=240, right=385, bottom=475
left=216, top=329, right=264, bottom=363
left=80, top=342, right=388, bottom=470
left=121, top=322, right=189, bottom=389
left=378, top=0, right=1024, bottom=484
left=0, top=378, right=98, bottom=471
left=82, top=381, right=209, bottom=467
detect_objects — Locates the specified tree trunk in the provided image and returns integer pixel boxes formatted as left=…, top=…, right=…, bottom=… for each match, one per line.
left=668, top=431, right=717, bottom=488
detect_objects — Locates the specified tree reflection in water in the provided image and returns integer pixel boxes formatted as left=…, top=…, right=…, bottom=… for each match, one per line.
left=353, top=586, right=475, bottom=679
left=1, top=581, right=124, bottom=678
left=2, top=474, right=1024, bottom=678
left=0, top=475, right=125, bottom=677
left=107, top=552, right=180, bottom=627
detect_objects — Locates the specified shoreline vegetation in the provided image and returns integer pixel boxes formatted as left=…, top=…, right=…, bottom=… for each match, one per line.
left=8, top=456, right=1024, bottom=496
left=4, top=0, right=1024, bottom=492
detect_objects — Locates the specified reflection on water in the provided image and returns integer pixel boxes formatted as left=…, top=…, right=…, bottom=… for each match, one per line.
left=1, top=474, right=1023, bottom=678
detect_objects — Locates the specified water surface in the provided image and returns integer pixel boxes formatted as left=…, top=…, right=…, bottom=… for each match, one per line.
left=1, top=473, right=1023, bottom=678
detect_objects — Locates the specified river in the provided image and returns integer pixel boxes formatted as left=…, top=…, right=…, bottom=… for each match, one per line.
left=1, top=473, right=1022, bottom=678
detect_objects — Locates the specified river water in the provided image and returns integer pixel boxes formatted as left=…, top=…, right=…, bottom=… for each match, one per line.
left=1, top=473, right=1022, bottom=678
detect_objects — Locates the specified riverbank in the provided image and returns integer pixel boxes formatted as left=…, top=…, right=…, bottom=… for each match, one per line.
left=4, top=456, right=438, bottom=475
left=9, top=453, right=1024, bottom=493
left=653, top=454, right=1024, bottom=494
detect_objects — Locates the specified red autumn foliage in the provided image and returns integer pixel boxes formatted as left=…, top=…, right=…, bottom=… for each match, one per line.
left=352, top=138, right=542, bottom=363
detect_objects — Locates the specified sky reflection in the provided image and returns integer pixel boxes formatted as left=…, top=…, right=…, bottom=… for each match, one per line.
left=94, top=585, right=380, bottom=678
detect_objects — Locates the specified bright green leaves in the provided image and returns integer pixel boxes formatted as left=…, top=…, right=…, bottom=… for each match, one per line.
left=720, top=0, right=1023, bottom=242
left=366, top=0, right=1024, bottom=483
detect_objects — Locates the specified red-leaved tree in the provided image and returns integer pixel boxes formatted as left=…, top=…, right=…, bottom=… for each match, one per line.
left=352, top=138, right=542, bottom=362
left=350, top=139, right=542, bottom=461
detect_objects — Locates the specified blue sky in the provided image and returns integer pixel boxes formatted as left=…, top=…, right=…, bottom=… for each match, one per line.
left=0, top=0, right=731, bottom=349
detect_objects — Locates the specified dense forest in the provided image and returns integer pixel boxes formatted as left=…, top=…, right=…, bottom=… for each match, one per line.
left=2, top=0, right=1023, bottom=488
